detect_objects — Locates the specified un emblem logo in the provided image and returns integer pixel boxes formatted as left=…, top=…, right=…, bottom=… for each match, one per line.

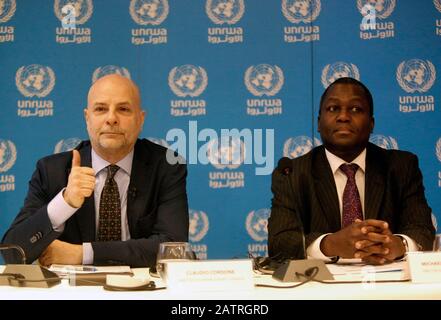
left=246, top=208, right=270, bottom=242
left=147, top=137, right=170, bottom=148
left=206, top=137, right=245, bottom=170
left=54, top=0, right=93, bottom=25
left=321, top=62, right=360, bottom=88
left=169, top=65, right=208, bottom=97
left=396, top=59, right=436, bottom=93
left=436, top=138, right=441, bottom=162
left=244, top=64, right=284, bottom=97
left=283, top=136, right=321, bottom=159
left=92, top=65, right=131, bottom=83
left=54, top=138, right=81, bottom=154
left=0, top=0, right=16, bottom=23
left=370, top=135, right=398, bottom=150
left=282, top=0, right=321, bottom=23
left=206, top=0, right=244, bottom=25
left=16, top=65, right=56, bottom=98
left=189, top=209, right=209, bottom=242
left=129, top=0, right=169, bottom=25
left=435, top=0, right=441, bottom=13
left=0, top=139, right=17, bottom=173
left=357, top=0, right=395, bottom=19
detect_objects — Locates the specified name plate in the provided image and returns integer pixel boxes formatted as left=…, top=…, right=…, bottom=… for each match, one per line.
left=163, top=259, right=254, bottom=292
left=407, top=252, right=441, bottom=283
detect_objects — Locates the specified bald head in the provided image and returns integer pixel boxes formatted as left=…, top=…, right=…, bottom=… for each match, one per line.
left=88, top=74, right=141, bottom=110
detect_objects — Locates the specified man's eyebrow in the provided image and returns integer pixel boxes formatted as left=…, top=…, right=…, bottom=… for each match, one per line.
left=116, top=101, right=132, bottom=106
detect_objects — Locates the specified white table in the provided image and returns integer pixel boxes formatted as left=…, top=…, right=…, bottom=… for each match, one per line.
left=0, top=266, right=440, bottom=300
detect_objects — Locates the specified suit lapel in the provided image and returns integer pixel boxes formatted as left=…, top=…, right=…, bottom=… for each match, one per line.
left=364, top=143, right=385, bottom=220
left=127, top=141, right=153, bottom=235
left=72, top=142, right=96, bottom=242
left=312, top=147, right=341, bottom=231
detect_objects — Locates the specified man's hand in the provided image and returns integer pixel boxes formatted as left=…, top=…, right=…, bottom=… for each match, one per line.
left=63, top=150, right=95, bottom=208
left=38, top=240, right=83, bottom=266
left=354, top=221, right=406, bottom=265
left=320, top=219, right=389, bottom=259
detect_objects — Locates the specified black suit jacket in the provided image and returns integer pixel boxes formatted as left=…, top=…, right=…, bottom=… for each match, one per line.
left=2, top=139, right=189, bottom=267
left=268, top=143, right=435, bottom=259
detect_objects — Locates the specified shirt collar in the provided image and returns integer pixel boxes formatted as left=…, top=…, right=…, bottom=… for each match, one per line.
left=91, top=148, right=134, bottom=176
left=324, top=148, right=366, bottom=175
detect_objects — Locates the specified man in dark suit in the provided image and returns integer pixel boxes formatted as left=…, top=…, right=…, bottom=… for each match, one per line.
left=2, top=74, right=188, bottom=267
left=268, top=77, right=435, bottom=265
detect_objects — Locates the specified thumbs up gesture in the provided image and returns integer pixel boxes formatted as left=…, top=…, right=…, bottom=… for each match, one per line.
left=63, top=150, right=96, bottom=208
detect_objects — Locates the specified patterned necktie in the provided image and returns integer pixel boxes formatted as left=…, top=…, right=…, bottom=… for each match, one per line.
left=340, top=163, right=363, bottom=228
left=97, top=165, right=121, bottom=241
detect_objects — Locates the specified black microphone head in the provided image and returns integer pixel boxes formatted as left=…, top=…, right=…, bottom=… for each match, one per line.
left=278, top=157, right=292, bottom=176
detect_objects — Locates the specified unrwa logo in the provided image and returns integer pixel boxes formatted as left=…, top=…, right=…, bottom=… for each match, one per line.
left=168, top=65, right=208, bottom=97
left=244, top=64, right=284, bottom=97
left=206, top=0, right=244, bottom=25
left=283, top=136, right=321, bottom=159
left=436, top=137, right=441, bottom=162
left=0, top=139, right=17, bottom=173
left=282, top=0, right=321, bottom=23
left=129, top=0, right=169, bottom=25
left=189, top=209, right=209, bottom=242
left=370, top=134, right=398, bottom=150
left=396, top=59, right=436, bottom=93
left=54, top=0, right=93, bottom=25
left=357, top=0, right=395, bottom=19
left=246, top=208, right=270, bottom=242
left=206, top=137, right=245, bottom=170
left=16, top=65, right=56, bottom=98
left=54, top=138, right=82, bottom=154
left=0, top=0, right=16, bottom=23
left=321, top=62, right=360, bottom=88
left=92, top=65, right=131, bottom=83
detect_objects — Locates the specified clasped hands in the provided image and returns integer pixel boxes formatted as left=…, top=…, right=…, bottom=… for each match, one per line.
left=321, top=219, right=406, bottom=265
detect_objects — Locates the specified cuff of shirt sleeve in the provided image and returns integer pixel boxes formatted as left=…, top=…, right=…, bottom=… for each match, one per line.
left=307, top=233, right=338, bottom=262
left=396, top=234, right=419, bottom=252
left=47, top=188, right=78, bottom=232
left=82, top=243, right=94, bottom=265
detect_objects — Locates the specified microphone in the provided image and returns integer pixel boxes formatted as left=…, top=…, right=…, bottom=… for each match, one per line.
left=129, top=187, right=137, bottom=199
left=0, top=244, right=26, bottom=264
left=271, top=157, right=334, bottom=282
left=278, top=157, right=293, bottom=177
left=0, top=244, right=61, bottom=288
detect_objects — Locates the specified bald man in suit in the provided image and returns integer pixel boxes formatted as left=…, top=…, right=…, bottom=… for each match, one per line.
left=268, top=77, right=435, bottom=265
left=2, top=75, right=188, bottom=267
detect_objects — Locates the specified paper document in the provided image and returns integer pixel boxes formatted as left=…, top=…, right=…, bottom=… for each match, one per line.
left=326, top=260, right=409, bottom=282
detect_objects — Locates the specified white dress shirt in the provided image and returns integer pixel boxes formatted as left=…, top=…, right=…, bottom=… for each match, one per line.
left=306, top=148, right=418, bottom=261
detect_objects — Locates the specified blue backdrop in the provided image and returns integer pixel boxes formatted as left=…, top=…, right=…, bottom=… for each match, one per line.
left=0, top=0, right=440, bottom=262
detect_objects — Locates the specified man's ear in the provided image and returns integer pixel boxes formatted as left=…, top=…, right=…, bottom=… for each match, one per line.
left=317, top=116, right=321, bottom=132
left=370, top=117, right=375, bottom=133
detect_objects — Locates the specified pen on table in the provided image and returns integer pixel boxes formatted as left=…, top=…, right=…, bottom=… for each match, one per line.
left=73, top=266, right=97, bottom=272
